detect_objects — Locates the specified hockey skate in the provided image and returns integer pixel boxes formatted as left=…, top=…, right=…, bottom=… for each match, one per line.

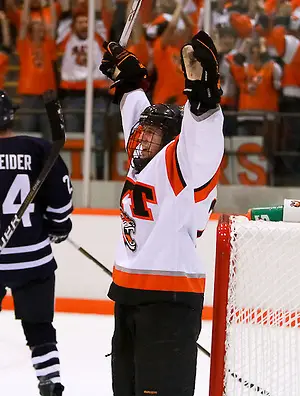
left=38, top=381, right=64, bottom=396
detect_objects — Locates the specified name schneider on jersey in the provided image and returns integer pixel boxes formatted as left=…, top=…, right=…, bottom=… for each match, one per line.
left=0, top=154, right=32, bottom=170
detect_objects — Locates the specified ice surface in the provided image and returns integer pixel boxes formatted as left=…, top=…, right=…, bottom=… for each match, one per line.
left=0, top=311, right=212, bottom=396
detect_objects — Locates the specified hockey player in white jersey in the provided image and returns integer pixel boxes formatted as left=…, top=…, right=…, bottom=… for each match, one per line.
left=100, top=30, right=224, bottom=396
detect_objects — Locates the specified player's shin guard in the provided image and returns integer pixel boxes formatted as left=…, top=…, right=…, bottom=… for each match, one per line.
left=31, top=343, right=63, bottom=390
left=21, top=321, right=64, bottom=395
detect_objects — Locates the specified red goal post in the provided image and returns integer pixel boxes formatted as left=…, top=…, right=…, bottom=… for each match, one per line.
left=209, top=214, right=300, bottom=396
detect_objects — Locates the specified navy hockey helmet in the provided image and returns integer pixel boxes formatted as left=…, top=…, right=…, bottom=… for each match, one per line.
left=127, top=104, right=183, bottom=173
left=0, top=90, right=18, bottom=130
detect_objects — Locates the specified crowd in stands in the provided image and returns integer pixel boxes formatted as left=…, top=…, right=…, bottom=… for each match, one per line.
left=0, top=0, right=300, bottom=182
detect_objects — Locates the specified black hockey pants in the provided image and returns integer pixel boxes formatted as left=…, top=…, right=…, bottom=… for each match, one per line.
left=112, top=300, right=203, bottom=396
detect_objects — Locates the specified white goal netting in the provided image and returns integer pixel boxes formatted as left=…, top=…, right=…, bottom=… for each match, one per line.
left=224, top=217, right=300, bottom=396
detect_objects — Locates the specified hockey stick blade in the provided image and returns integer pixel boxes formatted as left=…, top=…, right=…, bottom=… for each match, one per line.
left=200, top=346, right=271, bottom=394
left=0, top=90, right=65, bottom=253
left=104, top=1, right=143, bottom=82
left=197, top=348, right=271, bottom=395
left=228, top=370, right=271, bottom=396
left=119, top=0, right=143, bottom=47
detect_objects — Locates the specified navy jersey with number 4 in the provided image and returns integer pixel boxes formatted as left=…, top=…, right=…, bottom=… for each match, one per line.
left=0, top=136, right=73, bottom=283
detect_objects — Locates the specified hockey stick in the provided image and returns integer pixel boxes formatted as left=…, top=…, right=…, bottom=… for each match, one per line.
left=0, top=90, right=66, bottom=253
left=228, top=370, right=271, bottom=396
left=119, top=0, right=143, bottom=47
left=106, top=0, right=143, bottom=80
left=67, top=238, right=112, bottom=277
left=67, top=237, right=211, bottom=357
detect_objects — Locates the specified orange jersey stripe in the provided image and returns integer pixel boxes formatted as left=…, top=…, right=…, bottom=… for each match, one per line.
left=165, top=136, right=186, bottom=196
left=194, top=167, right=220, bottom=203
left=113, top=267, right=205, bottom=293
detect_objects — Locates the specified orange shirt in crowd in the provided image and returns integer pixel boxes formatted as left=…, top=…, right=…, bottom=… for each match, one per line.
left=0, top=52, right=9, bottom=90
left=220, top=53, right=237, bottom=107
left=7, top=3, right=62, bottom=30
left=230, top=12, right=253, bottom=38
left=191, top=0, right=204, bottom=33
left=140, top=0, right=154, bottom=23
left=264, top=0, right=278, bottom=15
left=152, top=37, right=186, bottom=105
left=291, top=0, right=300, bottom=10
left=17, top=37, right=57, bottom=95
left=101, top=6, right=114, bottom=40
left=258, top=25, right=300, bottom=91
left=231, top=61, right=280, bottom=112
left=128, top=36, right=150, bottom=69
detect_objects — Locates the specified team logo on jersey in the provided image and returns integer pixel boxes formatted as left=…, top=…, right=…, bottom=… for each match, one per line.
left=120, top=208, right=137, bottom=252
left=290, top=200, right=300, bottom=208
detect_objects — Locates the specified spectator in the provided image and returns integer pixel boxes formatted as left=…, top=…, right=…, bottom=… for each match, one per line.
left=58, top=11, right=111, bottom=179
left=57, top=0, right=110, bottom=43
left=0, top=11, right=11, bottom=90
left=17, top=0, right=58, bottom=139
left=256, top=13, right=300, bottom=173
left=147, top=1, right=193, bottom=105
left=217, top=26, right=238, bottom=136
left=217, top=26, right=238, bottom=108
left=186, top=0, right=203, bottom=33
left=6, top=0, right=62, bottom=32
left=127, top=2, right=156, bottom=97
left=231, top=37, right=282, bottom=136
left=211, top=0, right=253, bottom=39
left=101, top=0, right=117, bottom=39
left=109, top=0, right=129, bottom=42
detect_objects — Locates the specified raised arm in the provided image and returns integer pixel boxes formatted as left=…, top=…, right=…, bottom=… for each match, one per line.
left=177, top=30, right=224, bottom=186
left=0, top=11, right=11, bottom=49
left=177, top=103, right=224, bottom=187
left=120, top=89, right=150, bottom=146
left=99, top=41, right=150, bottom=146
left=19, top=0, right=31, bottom=40
left=48, top=0, right=57, bottom=39
left=160, top=1, right=183, bottom=49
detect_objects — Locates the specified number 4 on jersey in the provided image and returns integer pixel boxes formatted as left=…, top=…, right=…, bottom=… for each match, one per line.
left=2, top=174, right=35, bottom=227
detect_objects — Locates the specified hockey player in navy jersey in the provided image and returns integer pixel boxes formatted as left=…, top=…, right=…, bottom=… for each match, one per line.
left=0, top=91, right=73, bottom=396
left=100, top=31, right=224, bottom=396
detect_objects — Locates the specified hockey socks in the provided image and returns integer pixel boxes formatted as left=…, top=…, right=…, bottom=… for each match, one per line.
left=31, top=343, right=63, bottom=389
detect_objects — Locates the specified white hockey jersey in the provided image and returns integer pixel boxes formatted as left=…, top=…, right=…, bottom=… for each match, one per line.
left=112, top=89, right=224, bottom=296
left=58, top=33, right=110, bottom=90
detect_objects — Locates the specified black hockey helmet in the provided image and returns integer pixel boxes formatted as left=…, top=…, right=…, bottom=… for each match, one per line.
left=127, top=104, right=183, bottom=173
left=0, top=90, right=18, bottom=130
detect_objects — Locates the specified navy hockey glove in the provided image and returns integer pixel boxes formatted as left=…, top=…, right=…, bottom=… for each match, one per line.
left=181, top=31, right=223, bottom=115
left=99, top=42, right=149, bottom=104
left=46, top=218, right=72, bottom=244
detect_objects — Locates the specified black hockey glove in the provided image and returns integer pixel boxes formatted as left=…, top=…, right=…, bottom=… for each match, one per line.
left=181, top=31, right=223, bottom=116
left=99, top=42, right=149, bottom=104
left=46, top=218, right=72, bottom=244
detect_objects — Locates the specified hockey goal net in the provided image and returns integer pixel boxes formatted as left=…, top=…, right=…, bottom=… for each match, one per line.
left=209, top=214, right=300, bottom=396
